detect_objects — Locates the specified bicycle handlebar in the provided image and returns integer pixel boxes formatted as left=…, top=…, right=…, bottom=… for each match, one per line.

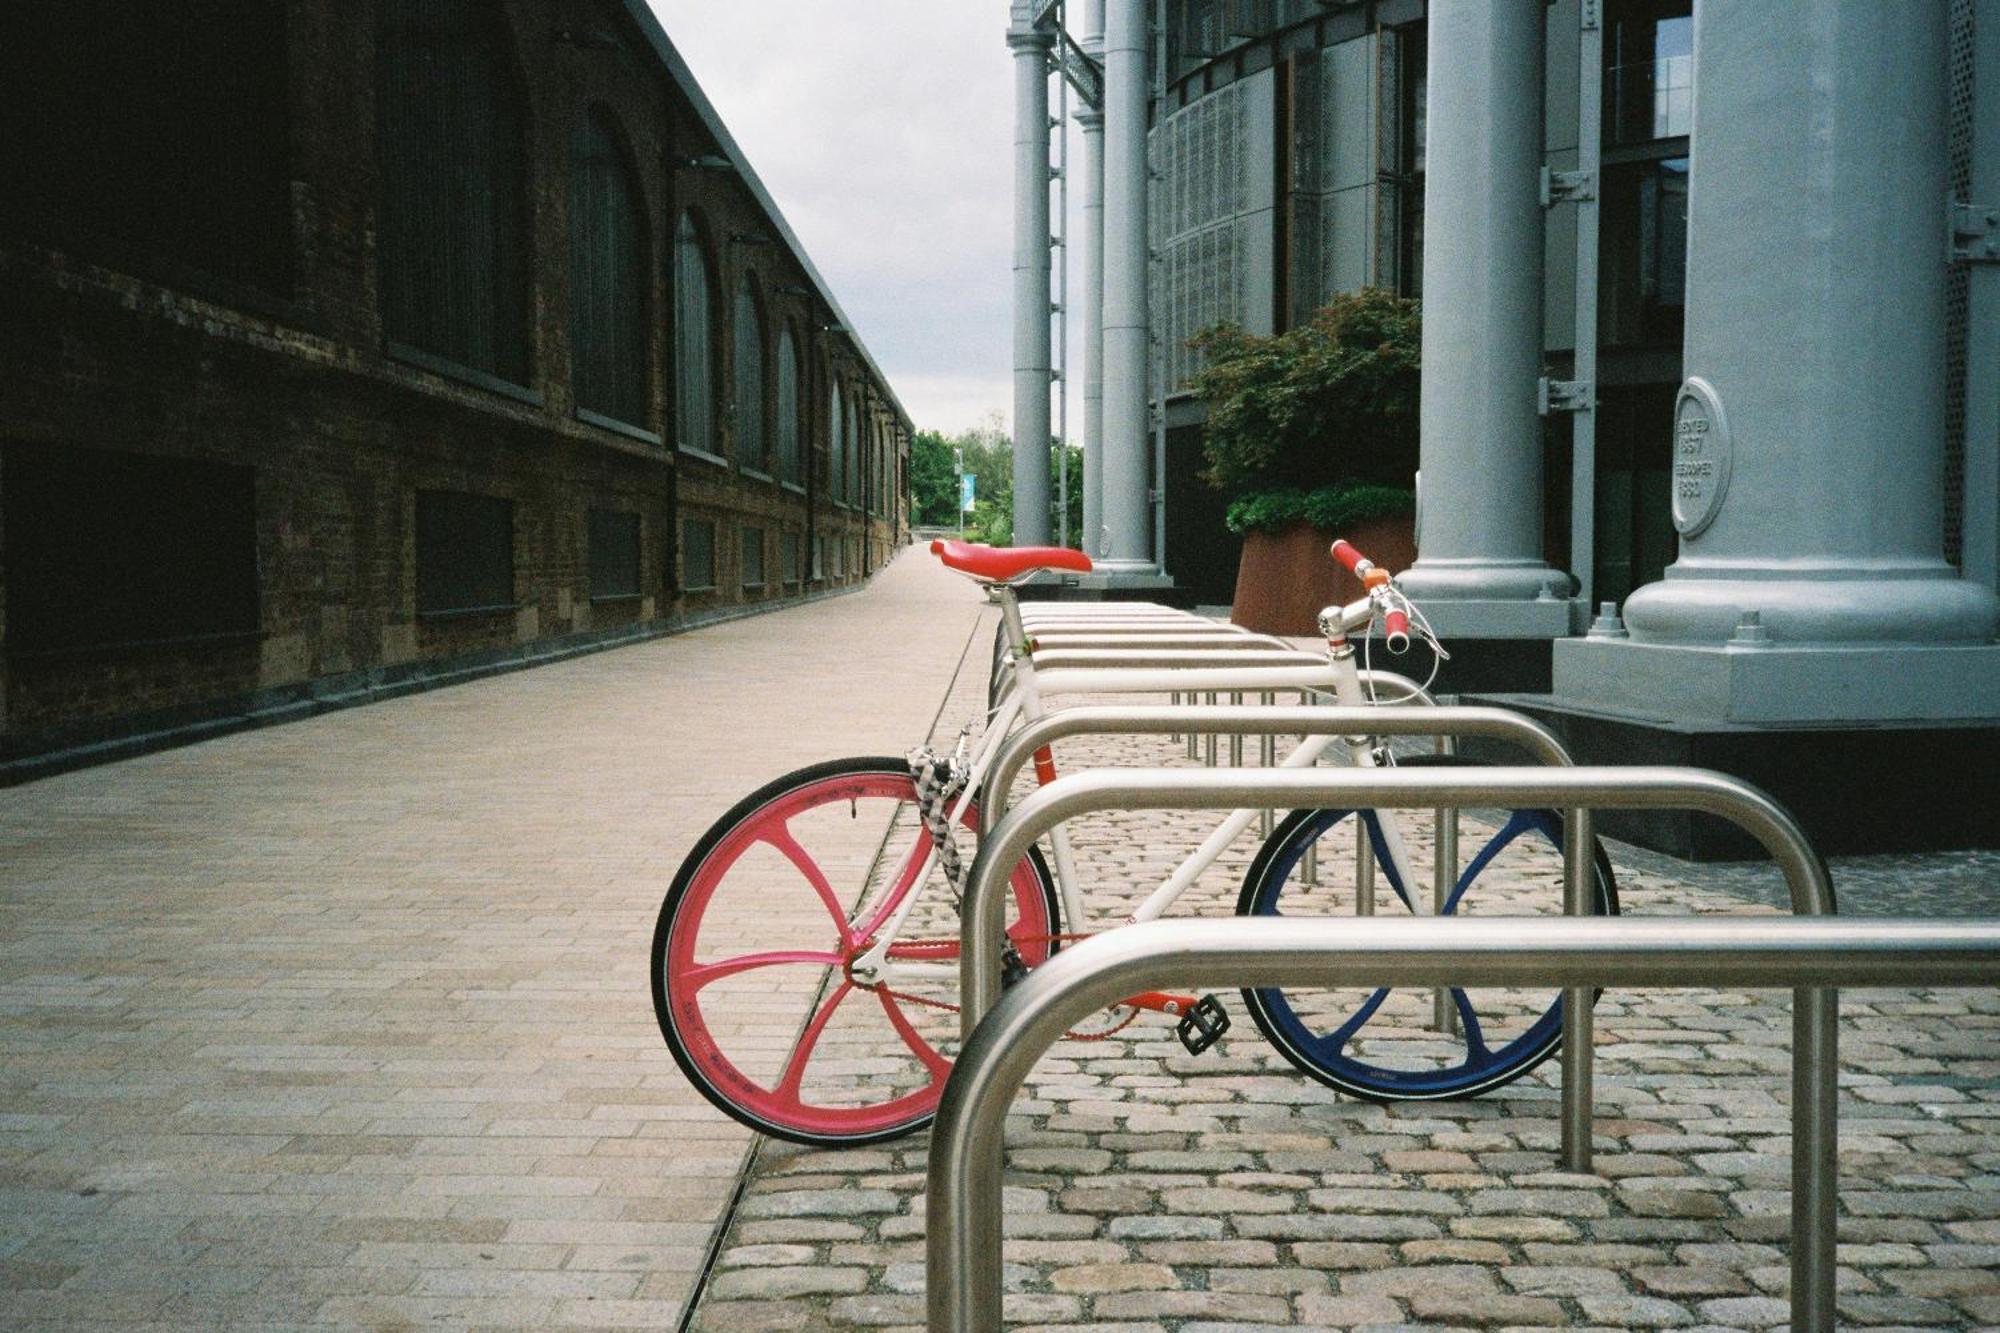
left=1330, top=539, right=1391, bottom=589
left=1328, top=537, right=1412, bottom=652
left=1383, top=608, right=1411, bottom=654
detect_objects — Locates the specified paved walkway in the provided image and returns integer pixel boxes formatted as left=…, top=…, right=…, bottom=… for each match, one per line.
left=0, top=547, right=989, bottom=1331
left=4, top=546, right=1997, bottom=1331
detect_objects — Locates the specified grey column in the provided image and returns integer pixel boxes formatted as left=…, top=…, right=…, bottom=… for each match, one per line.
left=1960, top=0, right=2000, bottom=594
left=1619, top=1, right=1997, bottom=646
left=1098, top=0, right=1156, bottom=572
left=1079, top=0, right=1107, bottom=558
left=1397, top=2, right=1563, bottom=613
left=1010, top=17, right=1054, bottom=546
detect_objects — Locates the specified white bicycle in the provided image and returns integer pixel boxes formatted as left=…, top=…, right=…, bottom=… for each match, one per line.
left=650, top=539, right=1617, bottom=1145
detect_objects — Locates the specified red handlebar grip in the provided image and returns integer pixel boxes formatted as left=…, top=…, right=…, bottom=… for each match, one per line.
left=1384, top=609, right=1411, bottom=654
left=1330, top=539, right=1368, bottom=574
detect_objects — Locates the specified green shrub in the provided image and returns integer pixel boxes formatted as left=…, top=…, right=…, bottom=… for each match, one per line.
left=1189, top=289, right=1421, bottom=500
left=1223, top=483, right=1415, bottom=537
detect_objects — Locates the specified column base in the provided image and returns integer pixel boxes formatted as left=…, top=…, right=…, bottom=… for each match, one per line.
left=1396, top=557, right=1570, bottom=605
left=1401, top=595, right=1575, bottom=640
left=1467, top=690, right=2000, bottom=859
left=1552, top=635, right=2000, bottom=726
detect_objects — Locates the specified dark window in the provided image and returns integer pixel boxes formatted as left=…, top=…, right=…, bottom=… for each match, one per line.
left=0, top=3, right=291, bottom=294
left=845, top=396, right=862, bottom=505
left=416, top=490, right=514, bottom=615
left=1395, top=26, right=1427, bottom=300
left=740, top=526, right=766, bottom=588
left=2, top=446, right=260, bottom=655
left=588, top=509, right=642, bottom=601
left=828, top=382, right=846, bottom=502
left=570, top=108, right=649, bottom=429
left=1593, top=384, right=1680, bottom=607
left=674, top=213, right=717, bottom=454
left=378, top=0, right=530, bottom=383
left=782, top=531, right=801, bottom=585
left=682, top=518, right=716, bottom=589
left=1606, top=3, right=1694, bottom=146
left=1600, top=157, right=1689, bottom=349
left=734, top=280, right=767, bottom=470
left=776, top=327, right=803, bottom=484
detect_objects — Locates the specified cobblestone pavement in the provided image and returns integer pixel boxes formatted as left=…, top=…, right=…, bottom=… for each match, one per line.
left=5, top=555, right=1994, bottom=1332
left=686, top=601, right=2000, bottom=1331
left=0, top=549, right=990, bottom=1331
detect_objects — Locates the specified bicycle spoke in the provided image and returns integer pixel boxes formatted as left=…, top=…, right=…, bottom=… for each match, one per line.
left=1314, top=984, right=1392, bottom=1061
left=771, top=980, right=856, bottom=1107
left=677, top=948, right=841, bottom=994
left=1449, top=987, right=1493, bottom=1063
left=759, top=821, right=856, bottom=946
left=875, top=987, right=952, bottom=1081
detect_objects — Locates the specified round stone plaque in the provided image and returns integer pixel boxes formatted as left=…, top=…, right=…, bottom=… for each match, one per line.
left=1672, top=376, right=1732, bottom=538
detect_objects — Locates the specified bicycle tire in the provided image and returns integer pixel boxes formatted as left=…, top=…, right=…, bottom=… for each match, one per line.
left=652, top=756, right=1059, bottom=1146
left=1236, top=753, right=1619, bottom=1102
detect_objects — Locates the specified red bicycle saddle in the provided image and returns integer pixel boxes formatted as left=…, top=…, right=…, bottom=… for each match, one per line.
left=930, top=539, right=1093, bottom=581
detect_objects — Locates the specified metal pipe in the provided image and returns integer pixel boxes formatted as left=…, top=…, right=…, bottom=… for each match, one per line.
left=1432, top=801, right=1458, bottom=1033
left=928, top=915, right=1999, bottom=1333
left=962, top=765, right=1836, bottom=1035
left=979, top=704, right=1552, bottom=833
left=1079, top=0, right=1106, bottom=557
left=1354, top=826, right=1373, bottom=914
left=1568, top=0, right=1604, bottom=617
left=1008, top=17, right=1055, bottom=545
left=1026, top=635, right=1295, bottom=654
left=1025, top=649, right=1326, bottom=671
left=1097, top=0, right=1154, bottom=571
left=1259, top=692, right=1275, bottom=838
left=1026, top=664, right=1430, bottom=702
left=1561, top=807, right=1594, bottom=1170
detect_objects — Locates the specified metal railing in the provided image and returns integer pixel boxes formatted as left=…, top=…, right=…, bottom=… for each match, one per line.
left=959, top=767, right=1837, bottom=1170
left=926, top=914, right=2000, bottom=1333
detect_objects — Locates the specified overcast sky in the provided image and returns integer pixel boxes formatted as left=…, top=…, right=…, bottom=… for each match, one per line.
left=653, top=1, right=1071, bottom=439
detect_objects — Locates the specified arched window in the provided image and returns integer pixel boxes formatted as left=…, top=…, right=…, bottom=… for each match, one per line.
left=775, top=326, right=802, bottom=485
left=829, top=381, right=845, bottom=499
left=570, top=106, right=647, bottom=428
left=378, top=0, right=529, bottom=382
left=674, top=212, right=716, bottom=455
left=733, top=278, right=766, bottom=470
left=845, top=395, right=861, bottom=506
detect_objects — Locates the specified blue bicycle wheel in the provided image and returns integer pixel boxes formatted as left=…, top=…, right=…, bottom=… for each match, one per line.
left=1235, top=756, right=1618, bottom=1102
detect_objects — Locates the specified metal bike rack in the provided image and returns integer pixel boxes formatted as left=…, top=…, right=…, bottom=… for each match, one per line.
left=927, top=914, right=2000, bottom=1333
left=1017, top=648, right=1329, bottom=671
left=959, top=766, right=1836, bottom=1172
left=976, top=704, right=1565, bottom=832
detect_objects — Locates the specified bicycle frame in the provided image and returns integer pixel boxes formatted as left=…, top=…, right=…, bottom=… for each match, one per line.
left=845, top=581, right=1434, bottom=991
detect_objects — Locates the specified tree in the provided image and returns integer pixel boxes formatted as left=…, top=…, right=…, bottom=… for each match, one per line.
left=1187, top=289, right=1421, bottom=533
left=907, top=414, right=1082, bottom=547
left=909, top=430, right=960, bottom=527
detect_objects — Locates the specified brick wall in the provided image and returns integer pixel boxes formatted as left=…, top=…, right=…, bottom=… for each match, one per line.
left=0, top=0, right=911, bottom=769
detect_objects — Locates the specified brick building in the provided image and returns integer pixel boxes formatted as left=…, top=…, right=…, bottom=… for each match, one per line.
left=0, top=0, right=912, bottom=781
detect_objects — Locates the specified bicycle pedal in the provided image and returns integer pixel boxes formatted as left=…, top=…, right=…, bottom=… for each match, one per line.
left=1000, top=946, right=1030, bottom=991
left=1175, top=994, right=1231, bottom=1055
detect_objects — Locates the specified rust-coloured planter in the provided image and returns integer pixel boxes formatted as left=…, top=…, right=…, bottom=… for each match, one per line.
left=1229, top=515, right=1417, bottom=637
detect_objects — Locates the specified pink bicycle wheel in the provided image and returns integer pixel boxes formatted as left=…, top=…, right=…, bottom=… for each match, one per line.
left=652, top=757, right=1059, bottom=1146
